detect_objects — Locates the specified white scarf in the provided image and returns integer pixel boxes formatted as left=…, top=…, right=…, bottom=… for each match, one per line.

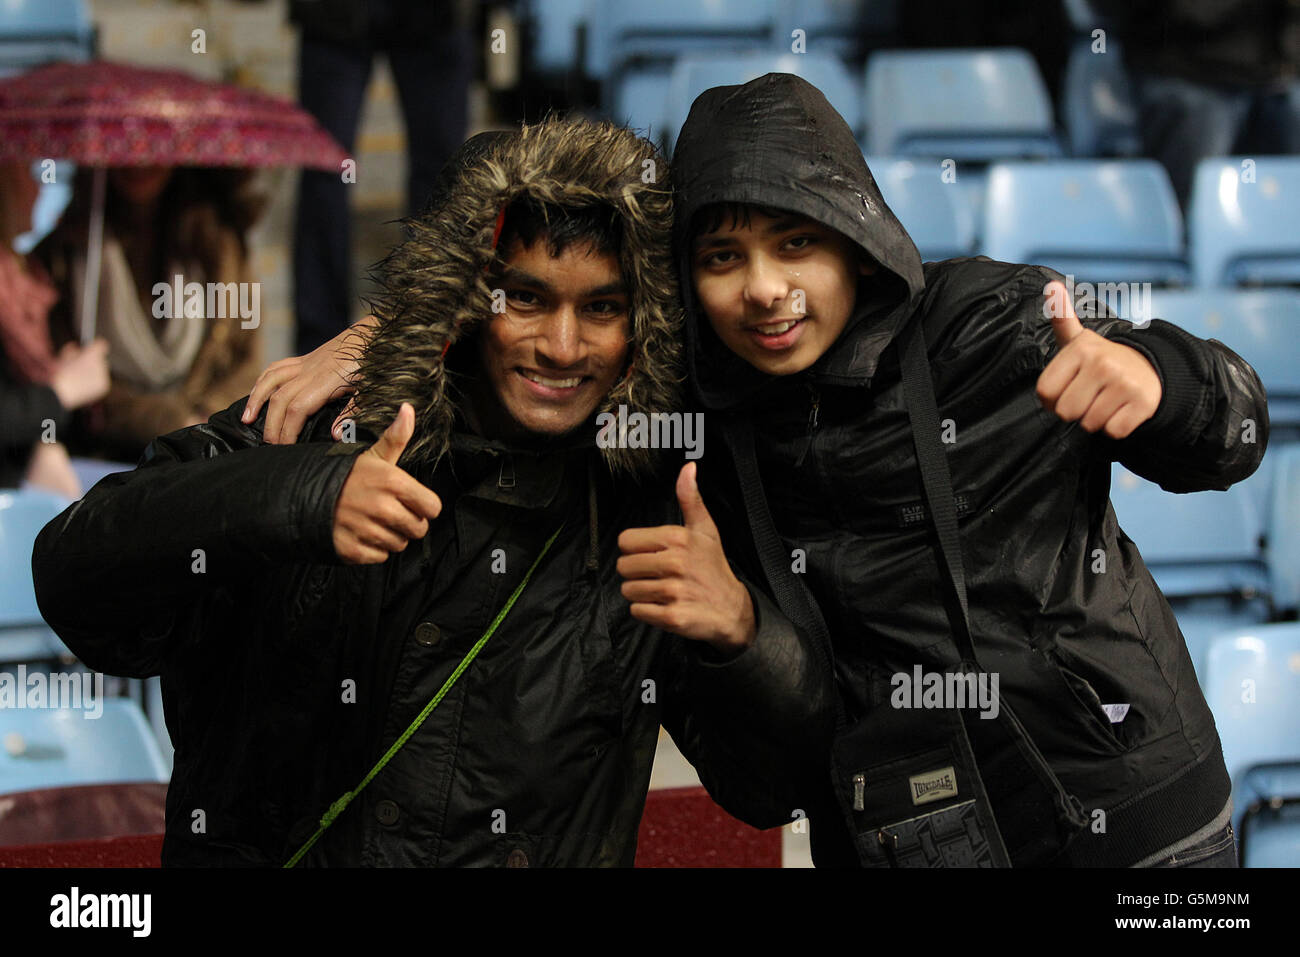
left=70, top=236, right=207, bottom=391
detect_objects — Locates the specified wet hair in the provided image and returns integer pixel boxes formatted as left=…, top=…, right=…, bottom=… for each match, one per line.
left=495, top=197, right=623, bottom=261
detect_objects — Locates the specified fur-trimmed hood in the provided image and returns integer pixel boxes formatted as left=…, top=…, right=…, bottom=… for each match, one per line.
left=350, top=117, right=683, bottom=477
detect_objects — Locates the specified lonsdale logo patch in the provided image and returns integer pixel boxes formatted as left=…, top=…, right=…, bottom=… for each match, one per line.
left=908, top=766, right=957, bottom=806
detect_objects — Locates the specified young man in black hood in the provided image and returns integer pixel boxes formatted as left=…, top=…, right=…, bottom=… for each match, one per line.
left=666, top=73, right=1267, bottom=868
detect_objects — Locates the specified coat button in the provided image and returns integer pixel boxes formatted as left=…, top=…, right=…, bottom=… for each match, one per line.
left=414, top=622, right=442, bottom=647
left=375, top=800, right=400, bottom=826
left=506, top=848, right=529, bottom=868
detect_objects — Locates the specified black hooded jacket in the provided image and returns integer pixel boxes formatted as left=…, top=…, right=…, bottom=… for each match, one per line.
left=30, top=118, right=832, bottom=866
left=672, top=74, right=1269, bottom=866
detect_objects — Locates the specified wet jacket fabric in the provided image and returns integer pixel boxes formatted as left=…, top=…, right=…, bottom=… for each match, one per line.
left=671, top=74, right=1270, bottom=866
left=31, top=118, right=831, bottom=867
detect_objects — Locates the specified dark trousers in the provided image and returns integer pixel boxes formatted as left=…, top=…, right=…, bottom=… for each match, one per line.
left=1134, top=71, right=1300, bottom=208
left=293, top=21, right=469, bottom=355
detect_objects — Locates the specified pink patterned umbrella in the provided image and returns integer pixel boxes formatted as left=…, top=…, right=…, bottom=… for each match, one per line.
left=0, top=61, right=347, bottom=342
left=0, top=60, right=346, bottom=170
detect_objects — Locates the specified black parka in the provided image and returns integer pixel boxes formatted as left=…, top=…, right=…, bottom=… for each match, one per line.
left=671, top=74, right=1270, bottom=867
left=30, top=118, right=832, bottom=867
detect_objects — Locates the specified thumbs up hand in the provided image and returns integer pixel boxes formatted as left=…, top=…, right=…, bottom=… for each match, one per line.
left=1035, top=281, right=1163, bottom=440
left=332, top=403, right=443, bottom=564
left=616, top=463, right=756, bottom=655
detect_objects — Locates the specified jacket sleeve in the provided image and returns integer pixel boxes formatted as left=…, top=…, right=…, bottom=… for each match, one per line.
left=31, top=397, right=358, bottom=678
left=655, top=580, right=836, bottom=829
left=1026, top=266, right=1269, bottom=493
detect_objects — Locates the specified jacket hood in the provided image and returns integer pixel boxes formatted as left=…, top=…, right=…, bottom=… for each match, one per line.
left=352, top=116, right=682, bottom=477
left=670, top=73, right=926, bottom=408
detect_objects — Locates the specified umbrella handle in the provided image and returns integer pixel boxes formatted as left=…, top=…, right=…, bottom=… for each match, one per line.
left=80, top=167, right=106, bottom=347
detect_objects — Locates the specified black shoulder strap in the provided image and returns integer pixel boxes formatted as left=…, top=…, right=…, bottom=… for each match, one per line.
left=722, top=415, right=841, bottom=723
left=896, top=316, right=981, bottom=670
left=722, top=313, right=982, bottom=685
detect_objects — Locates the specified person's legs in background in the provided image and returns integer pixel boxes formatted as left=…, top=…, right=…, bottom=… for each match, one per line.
left=293, top=34, right=373, bottom=356
left=1238, top=85, right=1300, bottom=158
left=1133, top=72, right=1252, bottom=208
left=387, top=29, right=471, bottom=219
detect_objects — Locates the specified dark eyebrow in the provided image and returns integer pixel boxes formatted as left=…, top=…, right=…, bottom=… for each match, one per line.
left=496, top=264, right=548, bottom=291
left=585, top=282, right=628, bottom=298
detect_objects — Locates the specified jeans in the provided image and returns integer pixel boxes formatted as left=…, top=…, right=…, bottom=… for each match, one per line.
left=1137, top=800, right=1239, bottom=868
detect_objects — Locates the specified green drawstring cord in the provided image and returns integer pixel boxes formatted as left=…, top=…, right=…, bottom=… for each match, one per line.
left=285, top=524, right=565, bottom=868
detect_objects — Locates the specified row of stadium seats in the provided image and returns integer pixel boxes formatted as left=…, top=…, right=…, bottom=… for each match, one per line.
left=529, top=0, right=890, bottom=79
left=874, top=156, right=1300, bottom=288
left=615, top=49, right=1061, bottom=159
left=602, top=42, right=1281, bottom=167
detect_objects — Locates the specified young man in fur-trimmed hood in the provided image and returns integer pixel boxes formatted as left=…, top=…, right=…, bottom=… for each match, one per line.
left=31, top=117, right=831, bottom=867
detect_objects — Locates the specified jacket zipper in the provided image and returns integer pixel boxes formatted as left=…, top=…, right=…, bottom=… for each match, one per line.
left=793, top=384, right=821, bottom=469
left=853, top=772, right=866, bottom=811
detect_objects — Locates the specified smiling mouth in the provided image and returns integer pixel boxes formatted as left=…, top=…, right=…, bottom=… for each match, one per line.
left=519, top=369, right=584, bottom=389
left=749, top=318, right=804, bottom=336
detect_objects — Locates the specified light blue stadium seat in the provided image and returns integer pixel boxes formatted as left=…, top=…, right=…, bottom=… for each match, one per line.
left=0, top=697, right=169, bottom=794
left=863, top=49, right=1061, bottom=161
left=981, top=160, right=1189, bottom=286
left=0, top=489, right=74, bottom=664
left=66, top=456, right=132, bottom=495
left=13, top=162, right=74, bottom=255
left=611, top=65, right=673, bottom=144
left=663, top=53, right=863, bottom=154
left=1240, top=799, right=1300, bottom=867
left=1201, top=623, right=1300, bottom=858
left=586, top=0, right=775, bottom=81
left=526, top=0, right=589, bottom=75
left=1267, top=445, right=1300, bottom=616
left=1062, top=38, right=1140, bottom=157
left=1141, top=289, right=1300, bottom=436
left=1109, top=464, right=1270, bottom=673
left=0, top=0, right=94, bottom=75
left=864, top=156, right=975, bottom=261
left=1189, top=157, right=1300, bottom=288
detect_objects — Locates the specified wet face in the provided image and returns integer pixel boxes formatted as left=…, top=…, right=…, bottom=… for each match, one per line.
left=691, top=207, right=872, bottom=376
left=471, top=237, right=631, bottom=440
